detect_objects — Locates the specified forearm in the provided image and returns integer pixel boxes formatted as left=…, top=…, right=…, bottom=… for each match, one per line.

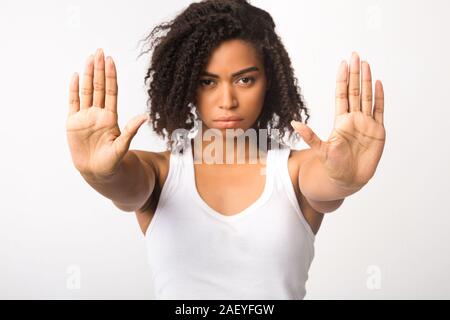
left=80, top=151, right=155, bottom=212
left=299, top=155, right=363, bottom=202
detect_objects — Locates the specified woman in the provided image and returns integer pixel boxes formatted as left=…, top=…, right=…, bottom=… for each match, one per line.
left=66, top=0, right=385, bottom=299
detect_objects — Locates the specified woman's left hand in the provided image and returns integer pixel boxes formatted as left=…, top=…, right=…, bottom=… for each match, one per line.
left=291, top=52, right=386, bottom=190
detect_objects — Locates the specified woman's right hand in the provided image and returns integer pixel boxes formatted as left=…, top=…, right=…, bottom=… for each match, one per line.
left=66, top=48, right=149, bottom=180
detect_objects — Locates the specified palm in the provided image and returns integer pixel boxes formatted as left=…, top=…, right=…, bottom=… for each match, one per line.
left=292, top=52, right=386, bottom=189
left=66, top=107, right=121, bottom=176
left=66, top=49, right=149, bottom=179
left=324, top=111, right=385, bottom=187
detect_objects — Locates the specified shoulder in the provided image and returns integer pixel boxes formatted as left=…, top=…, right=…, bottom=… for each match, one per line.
left=286, top=147, right=325, bottom=234
left=288, top=148, right=314, bottom=172
left=284, top=147, right=314, bottom=186
left=130, top=149, right=171, bottom=219
left=130, top=149, right=170, bottom=169
left=129, top=149, right=171, bottom=186
left=287, top=147, right=315, bottom=169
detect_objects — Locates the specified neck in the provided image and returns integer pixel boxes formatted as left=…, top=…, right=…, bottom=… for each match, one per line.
left=191, top=122, right=268, bottom=165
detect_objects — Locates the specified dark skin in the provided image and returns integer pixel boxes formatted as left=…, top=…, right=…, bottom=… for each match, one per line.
left=132, top=141, right=325, bottom=236
left=67, top=40, right=384, bottom=237
left=65, top=43, right=324, bottom=236
left=134, top=39, right=326, bottom=235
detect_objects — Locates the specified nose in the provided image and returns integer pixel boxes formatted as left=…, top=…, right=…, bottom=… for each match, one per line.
left=219, top=84, right=238, bottom=110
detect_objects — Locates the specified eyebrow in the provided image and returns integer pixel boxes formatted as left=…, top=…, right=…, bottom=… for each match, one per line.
left=200, top=66, right=260, bottom=78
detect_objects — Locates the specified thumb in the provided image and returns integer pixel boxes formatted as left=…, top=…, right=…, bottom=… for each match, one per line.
left=290, top=120, right=325, bottom=154
left=114, top=113, right=149, bottom=156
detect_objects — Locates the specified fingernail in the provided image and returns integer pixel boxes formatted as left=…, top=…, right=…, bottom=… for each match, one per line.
left=86, top=54, right=94, bottom=65
left=96, top=48, right=104, bottom=62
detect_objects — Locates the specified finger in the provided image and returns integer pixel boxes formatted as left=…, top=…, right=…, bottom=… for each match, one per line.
left=93, top=48, right=106, bottom=108
left=291, top=120, right=323, bottom=153
left=105, top=56, right=118, bottom=114
left=81, top=55, right=94, bottom=109
left=114, top=113, right=150, bottom=157
left=335, top=60, right=349, bottom=116
left=361, top=61, right=373, bottom=117
left=69, top=73, right=80, bottom=115
left=373, top=80, right=384, bottom=125
left=348, top=52, right=361, bottom=112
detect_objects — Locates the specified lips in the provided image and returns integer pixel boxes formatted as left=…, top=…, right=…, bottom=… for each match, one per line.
left=214, top=116, right=243, bottom=121
left=213, top=116, right=244, bottom=129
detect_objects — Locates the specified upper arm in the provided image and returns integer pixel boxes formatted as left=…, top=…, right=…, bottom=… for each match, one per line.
left=286, top=149, right=324, bottom=234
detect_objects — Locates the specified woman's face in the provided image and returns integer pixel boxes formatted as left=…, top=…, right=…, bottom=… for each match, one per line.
left=195, top=39, right=269, bottom=134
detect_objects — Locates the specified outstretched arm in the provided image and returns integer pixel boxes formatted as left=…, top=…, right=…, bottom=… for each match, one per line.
left=292, top=52, right=386, bottom=210
left=66, top=48, right=153, bottom=212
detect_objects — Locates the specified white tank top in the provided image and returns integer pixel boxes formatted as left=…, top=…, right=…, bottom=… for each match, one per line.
left=144, top=138, right=316, bottom=299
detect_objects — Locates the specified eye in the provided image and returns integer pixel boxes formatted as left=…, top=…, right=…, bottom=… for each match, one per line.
left=199, top=79, right=215, bottom=87
left=199, top=77, right=255, bottom=87
left=237, top=77, right=255, bottom=85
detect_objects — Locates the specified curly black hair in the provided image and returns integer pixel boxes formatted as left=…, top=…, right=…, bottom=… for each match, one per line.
left=140, top=0, right=310, bottom=150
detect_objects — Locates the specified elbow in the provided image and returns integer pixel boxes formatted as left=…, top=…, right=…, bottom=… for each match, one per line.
left=112, top=200, right=138, bottom=213
left=307, top=198, right=345, bottom=214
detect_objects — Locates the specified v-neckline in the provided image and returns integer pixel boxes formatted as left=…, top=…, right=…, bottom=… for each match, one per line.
left=185, top=139, right=274, bottom=222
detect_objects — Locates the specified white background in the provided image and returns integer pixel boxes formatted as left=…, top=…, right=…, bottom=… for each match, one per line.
left=0, top=0, right=449, bottom=299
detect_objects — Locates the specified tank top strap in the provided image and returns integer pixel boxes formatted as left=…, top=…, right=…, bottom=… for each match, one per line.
left=157, top=143, right=186, bottom=205
left=270, top=144, right=292, bottom=191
